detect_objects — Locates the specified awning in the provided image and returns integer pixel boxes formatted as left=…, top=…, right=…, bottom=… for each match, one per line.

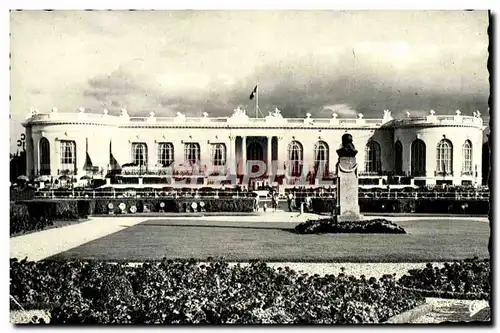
left=83, top=151, right=93, bottom=171
left=109, top=141, right=121, bottom=171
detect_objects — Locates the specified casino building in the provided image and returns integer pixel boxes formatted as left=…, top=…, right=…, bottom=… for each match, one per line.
left=22, top=106, right=486, bottom=188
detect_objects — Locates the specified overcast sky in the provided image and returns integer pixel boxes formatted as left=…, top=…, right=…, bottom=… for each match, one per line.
left=10, top=10, right=490, bottom=152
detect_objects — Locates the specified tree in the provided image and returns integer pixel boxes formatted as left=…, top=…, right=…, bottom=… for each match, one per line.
left=10, top=151, right=26, bottom=182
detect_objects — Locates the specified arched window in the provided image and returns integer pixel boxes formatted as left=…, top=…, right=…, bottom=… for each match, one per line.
left=184, top=143, right=200, bottom=165
left=60, top=140, right=77, bottom=173
left=394, top=141, right=403, bottom=175
left=287, top=141, right=303, bottom=177
left=462, top=140, right=473, bottom=175
left=411, top=139, right=426, bottom=176
left=211, top=143, right=226, bottom=166
left=364, top=141, right=381, bottom=174
left=436, top=139, right=453, bottom=175
left=39, top=138, right=51, bottom=175
left=313, top=141, right=329, bottom=175
left=131, top=142, right=148, bottom=166
left=157, top=142, right=174, bottom=167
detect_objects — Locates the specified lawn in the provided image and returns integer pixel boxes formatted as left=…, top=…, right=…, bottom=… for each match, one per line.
left=49, top=218, right=490, bottom=263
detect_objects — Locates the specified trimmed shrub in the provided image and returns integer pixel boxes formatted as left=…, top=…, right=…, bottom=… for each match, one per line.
left=10, top=204, right=53, bottom=236
left=21, top=201, right=82, bottom=221
left=14, top=198, right=257, bottom=221
left=311, top=198, right=489, bottom=215
left=398, top=257, right=490, bottom=300
left=294, top=218, right=406, bottom=234
left=10, top=258, right=425, bottom=324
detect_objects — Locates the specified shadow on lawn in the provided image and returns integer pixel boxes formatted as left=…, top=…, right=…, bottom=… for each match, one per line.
left=123, top=223, right=295, bottom=233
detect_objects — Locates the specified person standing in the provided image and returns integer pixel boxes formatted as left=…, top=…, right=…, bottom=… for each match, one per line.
left=287, top=192, right=294, bottom=212
left=273, top=192, right=279, bottom=212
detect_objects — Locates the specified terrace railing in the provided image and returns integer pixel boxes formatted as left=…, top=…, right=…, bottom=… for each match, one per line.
left=31, top=189, right=490, bottom=201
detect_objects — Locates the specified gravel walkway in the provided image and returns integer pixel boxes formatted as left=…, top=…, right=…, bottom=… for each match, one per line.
left=10, top=217, right=146, bottom=261
left=412, top=298, right=490, bottom=323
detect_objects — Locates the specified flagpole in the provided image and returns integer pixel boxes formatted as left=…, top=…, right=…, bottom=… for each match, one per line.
left=255, top=85, right=259, bottom=118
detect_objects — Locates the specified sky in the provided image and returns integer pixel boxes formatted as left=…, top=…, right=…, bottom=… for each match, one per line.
left=9, top=10, right=490, bottom=152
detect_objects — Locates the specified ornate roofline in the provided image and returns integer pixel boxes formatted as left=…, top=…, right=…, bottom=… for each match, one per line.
left=22, top=108, right=484, bottom=130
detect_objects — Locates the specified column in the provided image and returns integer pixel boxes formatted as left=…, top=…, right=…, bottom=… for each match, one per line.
left=229, top=136, right=237, bottom=176
left=50, top=137, right=58, bottom=178
left=241, top=136, right=247, bottom=175
left=277, top=136, right=287, bottom=176
left=174, top=140, right=184, bottom=165
left=267, top=136, right=272, bottom=176
left=33, top=136, right=40, bottom=176
left=149, top=141, right=157, bottom=170
left=201, top=141, right=210, bottom=174
left=77, top=138, right=86, bottom=177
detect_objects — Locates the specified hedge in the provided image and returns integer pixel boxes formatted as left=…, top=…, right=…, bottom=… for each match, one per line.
left=14, top=197, right=256, bottom=218
left=10, top=204, right=53, bottom=236
left=310, top=198, right=489, bottom=215
left=10, top=258, right=425, bottom=324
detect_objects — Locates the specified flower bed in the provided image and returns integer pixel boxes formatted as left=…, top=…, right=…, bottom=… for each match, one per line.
left=398, top=258, right=490, bottom=300
left=10, top=258, right=425, bottom=324
left=294, top=218, right=406, bottom=234
left=311, top=198, right=489, bottom=215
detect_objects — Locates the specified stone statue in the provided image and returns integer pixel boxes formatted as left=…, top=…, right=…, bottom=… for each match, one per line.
left=336, top=133, right=358, bottom=157
left=335, top=133, right=363, bottom=222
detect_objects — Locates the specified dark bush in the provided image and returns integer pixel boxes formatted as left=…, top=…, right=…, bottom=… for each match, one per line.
left=294, top=218, right=406, bottom=234
left=20, top=200, right=82, bottom=221
left=310, top=198, right=489, bottom=215
left=10, top=258, right=424, bottom=324
left=16, top=198, right=256, bottom=217
left=398, top=257, right=490, bottom=300
left=10, top=204, right=53, bottom=236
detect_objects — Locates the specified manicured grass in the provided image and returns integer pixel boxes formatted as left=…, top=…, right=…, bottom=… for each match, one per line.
left=49, top=218, right=490, bottom=263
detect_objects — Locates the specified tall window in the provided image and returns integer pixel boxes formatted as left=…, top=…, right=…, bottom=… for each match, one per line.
left=288, top=141, right=303, bottom=177
left=60, top=140, right=76, bottom=172
left=211, top=143, right=226, bottom=166
left=184, top=143, right=200, bottom=165
left=313, top=141, right=329, bottom=175
left=157, top=142, right=174, bottom=167
left=394, top=141, right=403, bottom=175
left=462, top=140, right=473, bottom=174
left=40, top=138, right=51, bottom=175
left=131, top=142, right=148, bottom=166
left=411, top=139, right=426, bottom=176
left=436, top=139, right=453, bottom=175
left=364, top=141, right=381, bottom=174
left=247, top=141, right=264, bottom=160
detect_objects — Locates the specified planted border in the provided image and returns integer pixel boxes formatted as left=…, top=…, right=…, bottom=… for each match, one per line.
left=10, top=258, right=425, bottom=324
left=397, top=259, right=490, bottom=300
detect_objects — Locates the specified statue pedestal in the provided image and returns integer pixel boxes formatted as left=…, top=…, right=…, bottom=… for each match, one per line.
left=336, top=156, right=364, bottom=222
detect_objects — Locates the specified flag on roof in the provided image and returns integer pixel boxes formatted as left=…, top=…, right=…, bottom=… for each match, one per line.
left=249, top=85, right=258, bottom=100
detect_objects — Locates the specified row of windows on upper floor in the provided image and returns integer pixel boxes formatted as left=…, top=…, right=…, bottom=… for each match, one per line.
left=37, top=138, right=475, bottom=177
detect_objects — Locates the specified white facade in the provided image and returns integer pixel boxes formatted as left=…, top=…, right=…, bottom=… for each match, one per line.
left=22, top=107, right=486, bottom=186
